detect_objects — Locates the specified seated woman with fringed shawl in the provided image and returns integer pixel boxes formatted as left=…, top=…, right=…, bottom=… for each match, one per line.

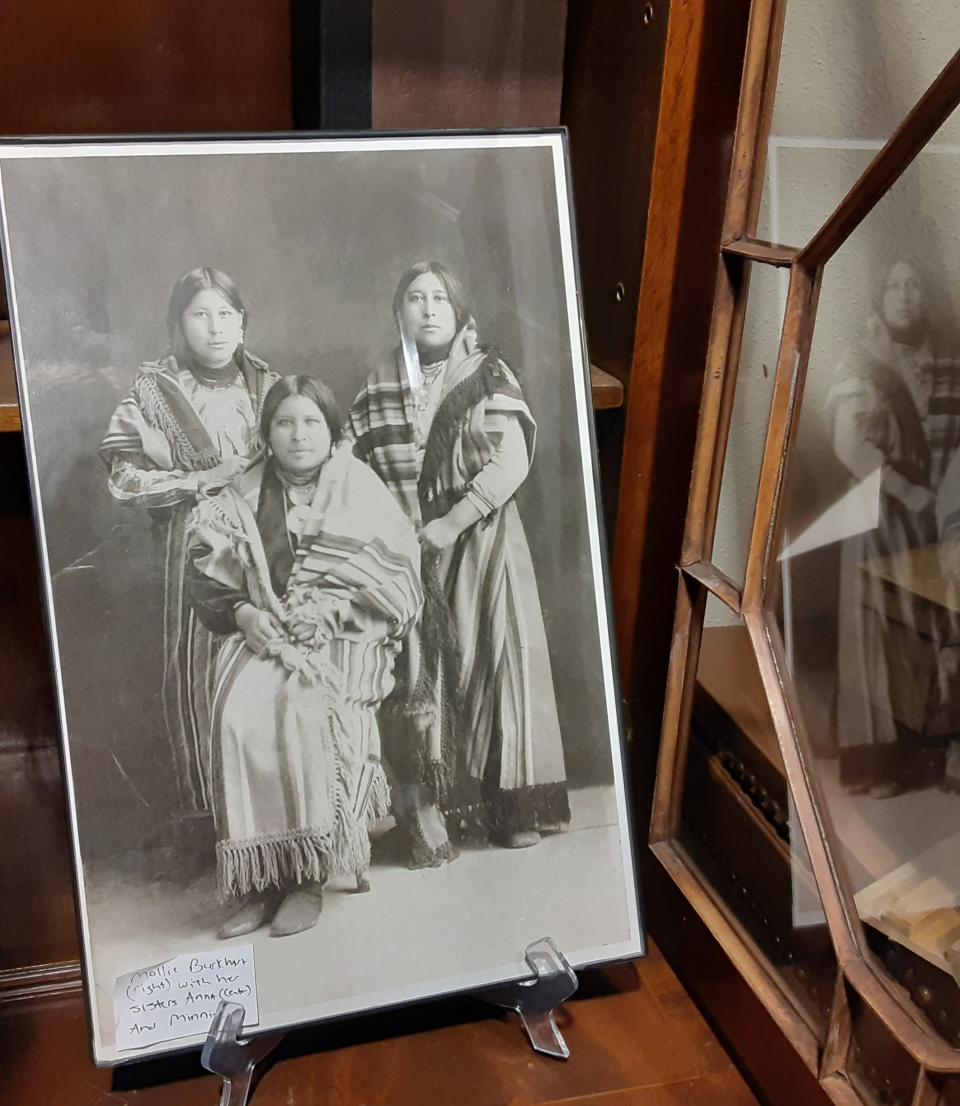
left=349, top=261, right=570, bottom=867
left=187, top=376, right=422, bottom=939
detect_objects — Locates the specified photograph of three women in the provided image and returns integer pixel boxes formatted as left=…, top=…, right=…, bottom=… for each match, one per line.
left=0, top=134, right=641, bottom=1061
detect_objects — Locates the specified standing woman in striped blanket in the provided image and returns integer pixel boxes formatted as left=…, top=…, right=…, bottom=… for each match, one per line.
left=349, top=260, right=570, bottom=866
left=187, top=376, right=422, bottom=937
left=829, top=259, right=960, bottom=796
left=99, top=268, right=278, bottom=826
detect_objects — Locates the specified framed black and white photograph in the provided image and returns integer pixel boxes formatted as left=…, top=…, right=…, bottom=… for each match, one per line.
left=0, top=132, right=642, bottom=1065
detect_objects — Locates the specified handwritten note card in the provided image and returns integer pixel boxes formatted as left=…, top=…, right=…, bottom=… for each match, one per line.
left=114, top=945, right=259, bottom=1052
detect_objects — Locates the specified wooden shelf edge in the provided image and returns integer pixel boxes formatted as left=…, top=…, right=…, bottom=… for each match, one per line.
left=1, top=323, right=17, bottom=432
left=722, top=236, right=798, bottom=268
left=589, top=363, right=625, bottom=410
left=0, top=352, right=626, bottom=435
left=0, top=959, right=83, bottom=1005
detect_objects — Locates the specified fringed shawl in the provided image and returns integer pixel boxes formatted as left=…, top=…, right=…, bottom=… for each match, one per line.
left=188, top=443, right=423, bottom=654
left=189, top=444, right=423, bottom=896
left=347, top=349, right=421, bottom=521
left=827, top=315, right=960, bottom=490
left=418, top=348, right=535, bottom=522
left=348, top=344, right=536, bottom=525
left=99, top=350, right=276, bottom=472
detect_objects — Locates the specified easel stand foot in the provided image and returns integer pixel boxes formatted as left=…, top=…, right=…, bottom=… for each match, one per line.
left=201, top=1002, right=284, bottom=1106
left=480, top=936, right=578, bottom=1060
left=201, top=935, right=577, bottom=1103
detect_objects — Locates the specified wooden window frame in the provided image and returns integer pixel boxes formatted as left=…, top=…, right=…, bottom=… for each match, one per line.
left=649, top=0, right=960, bottom=1098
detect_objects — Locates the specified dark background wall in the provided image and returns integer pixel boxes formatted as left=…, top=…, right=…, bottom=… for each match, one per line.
left=1, top=142, right=614, bottom=854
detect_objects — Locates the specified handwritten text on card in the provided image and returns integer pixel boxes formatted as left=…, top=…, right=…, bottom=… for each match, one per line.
left=114, top=946, right=259, bottom=1052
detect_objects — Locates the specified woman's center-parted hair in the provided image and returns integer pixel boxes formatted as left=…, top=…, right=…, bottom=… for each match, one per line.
left=392, top=261, right=471, bottom=332
left=166, top=267, right=247, bottom=347
left=260, top=375, right=344, bottom=447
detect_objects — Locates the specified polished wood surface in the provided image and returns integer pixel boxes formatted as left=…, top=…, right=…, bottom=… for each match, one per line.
left=562, top=0, right=669, bottom=388
left=610, top=0, right=751, bottom=689
left=371, top=0, right=567, bottom=129
left=722, top=238, right=799, bottom=267
left=0, top=2, right=291, bottom=135
left=589, top=364, right=625, bottom=410
left=0, top=743, right=79, bottom=980
left=0, top=942, right=759, bottom=1106
left=0, top=438, right=81, bottom=986
left=560, top=0, right=669, bottom=543
left=0, top=327, right=17, bottom=432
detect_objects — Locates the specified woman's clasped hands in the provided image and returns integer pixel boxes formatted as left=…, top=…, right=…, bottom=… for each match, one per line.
left=236, top=602, right=284, bottom=652
left=236, top=597, right=343, bottom=655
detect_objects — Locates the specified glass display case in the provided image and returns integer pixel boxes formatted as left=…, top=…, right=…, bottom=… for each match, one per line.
left=0, top=3, right=744, bottom=1104
left=651, top=2, right=960, bottom=1102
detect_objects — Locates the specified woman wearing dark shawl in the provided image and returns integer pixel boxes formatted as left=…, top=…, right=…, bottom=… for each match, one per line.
left=99, top=268, right=278, bottom=820
left=349, top=261, right=570, bottom=866
left=187, top=376, right=422, bottom=937
left=829, top=260, right=960, bottom=795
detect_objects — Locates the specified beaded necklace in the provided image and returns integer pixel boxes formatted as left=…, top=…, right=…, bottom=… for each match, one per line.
left=277, top=467, right=321, bottom=541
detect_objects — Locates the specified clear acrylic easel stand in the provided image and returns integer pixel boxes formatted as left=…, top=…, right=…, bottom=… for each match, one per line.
left=201, top=1002, right=284, bottom=1106
left=480, top=936, right=578, bottom=1060
left=201, top=936, right=577, bottom=1102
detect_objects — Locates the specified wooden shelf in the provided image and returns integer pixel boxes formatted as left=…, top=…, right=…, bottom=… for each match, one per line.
left=0, top=337, right=625, bottom=435
left=3, top=941, right=758, bottom=1106
left=698, top=624, right=784, bottom=772
left=0, top=323, right=18, bottom=432
left=589, top=363, right=625, bottom=410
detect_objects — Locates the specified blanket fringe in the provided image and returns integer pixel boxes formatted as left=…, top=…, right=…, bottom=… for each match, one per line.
left=366, top=765, right=392, bottom=826
left=217, top=765, right=391, bottom=900
left=138, top=364, right=221, bottom=471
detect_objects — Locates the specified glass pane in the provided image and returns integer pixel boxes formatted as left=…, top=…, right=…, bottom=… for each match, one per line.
left=712, top=261, right=782, bottom=586
left=679, top=594, right=837, bottom=1039
left=775, top=145, right=960, bottom=1039
left=847, top=987, right=920, bottom=1106
left=760, top=4, right=959, bottom=244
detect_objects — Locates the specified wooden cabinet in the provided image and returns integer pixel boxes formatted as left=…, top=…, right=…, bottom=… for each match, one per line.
left=0, top=3, right=768, bottom=1103
left=644, top=2, right=960, bottom=1103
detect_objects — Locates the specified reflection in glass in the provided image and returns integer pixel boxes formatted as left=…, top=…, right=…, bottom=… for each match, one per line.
left=829, top=259, right=960, bottom=795
left=777, top=151, right=960, bottom=1032
left=846, top=988, right=919, bottom=1106
left=711, top=262, right=781, bottom=586
left=679, top=597, right=836, bottom=1038
left=764, top=2, right=959, bottom=243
